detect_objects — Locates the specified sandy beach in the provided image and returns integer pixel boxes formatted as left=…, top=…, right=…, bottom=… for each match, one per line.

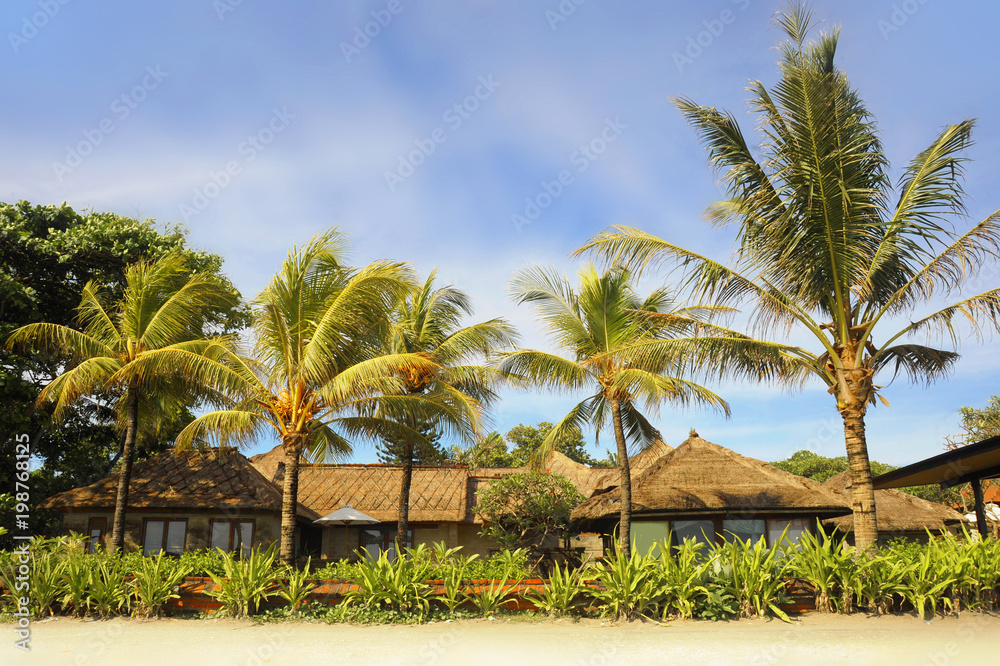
left=4, top=613, right=998, bottom=666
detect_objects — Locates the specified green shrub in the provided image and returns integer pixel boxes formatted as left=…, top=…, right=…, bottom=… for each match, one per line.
left=277, top=558, right=316, bottom=613
left=88, top=556, right=130, bottom=617
left=436, top=553, right=478, bottom=615
left=60, top=552, right=92, bottom=617
left=0, top=549, right=64, bottom=618
left=709, top=535, right=791, bottom=622
left=206, top=545, right=278, bottom=618
left=522, top=561, right=587, bottom=616
left=658, top=538, right=713, bottom=620
left=788, top=529, right=853, bottom=613
left=131, top=551, right=190, bottom=618
left=586, top=547, right=661, bottom=620
left=344, top=547, right=435, bottom=620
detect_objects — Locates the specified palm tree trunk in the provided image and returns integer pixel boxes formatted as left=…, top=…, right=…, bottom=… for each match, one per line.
left=397, top=438, right=414, bottom=550
left=840, top=407, right=879, bottom=550
left=279, top=443, right=301, bottom=566
left=610, top=399, right=632, bottom=558
left=109, top=386, right=139, bottom=555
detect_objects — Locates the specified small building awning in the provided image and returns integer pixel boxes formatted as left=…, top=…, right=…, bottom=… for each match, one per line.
left=872, top=435, right=1000, bottom=490
left=872, top=435, right=1000, bottom=537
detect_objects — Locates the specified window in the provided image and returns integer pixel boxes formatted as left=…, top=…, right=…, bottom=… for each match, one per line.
left=631, top=521, right=672, bottom=555
left=210, top=520, right=255, bottom=557
left=142, top=519, right=188, bottom=555
left=767, top=518, right=810, bottom=545
left=87, top=517, right=107, bottom=554
left=722, top=518, right=766, bottom=544
left=672, top=519, right=715, bottom=547
left=360, top=527, right=412, bottom=562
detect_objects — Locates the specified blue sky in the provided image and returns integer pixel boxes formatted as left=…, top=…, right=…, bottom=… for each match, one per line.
left=3, top=0, right=998, bottom=466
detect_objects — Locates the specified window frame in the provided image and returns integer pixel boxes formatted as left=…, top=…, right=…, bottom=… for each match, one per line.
left=141, top=518, right=189, bottom=556
left=208, top=519, right=256, bottom=557
left=87, top=517, right=107, bottom=554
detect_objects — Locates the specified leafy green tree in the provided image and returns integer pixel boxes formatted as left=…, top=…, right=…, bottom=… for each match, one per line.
left=448, top=431, right=518, bottom=468
left=0, top=201, right=249, bottom=518
left=506, top=421, right=602, bottom=467
left=770, top=450, right=895, bottom=483
left=476, top=471, right=585, bottom=551
left=956, top=396, right=1000, bottom=443
left=7, top=253, right=241, bottom=553
left=381, top=270, right=518, bottom=540
left=499, top=265, right=791, bottom=556
left=174, top=232, right=478, bottom=565
left=376, top=422, right=448, bottom=465
left=577, top=5, right=1000, bottom=548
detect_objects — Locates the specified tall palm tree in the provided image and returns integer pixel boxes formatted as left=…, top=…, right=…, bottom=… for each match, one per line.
left=174, top=232, right=479, bottom=565
left=577, top=5, right=1000, bottom=549
left=6, top=253, right=239, bottom=553
left=498, top=264, right=796, bottom=556
left=384, top=270, right=518, bottom=542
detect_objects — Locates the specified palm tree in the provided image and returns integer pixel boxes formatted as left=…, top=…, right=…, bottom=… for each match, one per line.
left=576, top=5, right=1000, bottom=549
left=383, top=270, right=518, bottom=542
left=498, top=264, right=795, bottom=556
left=6, top=253, right=239, bottom=553
left=174, top=232, right=479, bottom=565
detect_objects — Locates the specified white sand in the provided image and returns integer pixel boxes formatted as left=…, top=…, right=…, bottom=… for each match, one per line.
left=3, top=613, right=999, bottom=666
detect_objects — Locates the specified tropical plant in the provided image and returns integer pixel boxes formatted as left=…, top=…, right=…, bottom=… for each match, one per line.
left=500, top=264, right=793, bottom=555
left=0, top=549, right=64, bottom=618
left=205, top=545, right=278, bottom=618
left=586, top=546, right=662, bottom=620
left=344, top=546, right=435, bottom=619
left=87, top=555, right=130, bottom=617
left=577, top=3, right=1000, bottom=549
left=6, top=253, right=239, bottom=553
left=381, top=270, right=517, bottom=540
left=709, top=535, right=791, bottom=622
left=658, top=537, right=713, bottom=619
left=175, top=231, right=478, bottom=565
left=277, top=558, right=316, bottom=613
left=436, top=553, right=478, bottom=615
left=522, top=561, right=587, bottom=616
left=130, top=551, right=191, bottom=618
left=787, top=528, right=853, bottom=613
left=60, top=552, right=93, bottom=617
left=475, top=470, right=585, bottom=551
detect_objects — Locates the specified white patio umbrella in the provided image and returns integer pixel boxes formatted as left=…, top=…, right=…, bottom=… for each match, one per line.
left=314, top=505, right=379, bottom=558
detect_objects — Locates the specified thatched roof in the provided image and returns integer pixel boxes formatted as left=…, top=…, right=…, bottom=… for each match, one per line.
left=249, top=445, right=285, bottom=483
left=38, top=450, right=319, bottom=519
left=572, top=435, right=851, bottom=521
left=587, top=439, right=676, bottom=494
left=295, top=464, right=469, bottom=523
left=822, top=471, right=967, bottom=534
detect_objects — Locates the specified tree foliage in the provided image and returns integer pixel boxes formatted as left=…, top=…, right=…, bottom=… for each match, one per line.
left=475, top=471, right=585, bottom=551
left=576, top=3, right=1000, bottom=548
left=0, top=201, right=249, bottom=539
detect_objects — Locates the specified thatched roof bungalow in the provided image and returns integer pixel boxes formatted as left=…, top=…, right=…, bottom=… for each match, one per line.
left=38, top=450, right=318, bottom=556
left=822, top=471, right=967, bottom=543
left=572, top=434, right=851, bottom=552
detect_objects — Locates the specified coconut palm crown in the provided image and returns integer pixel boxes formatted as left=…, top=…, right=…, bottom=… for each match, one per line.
left=6, top=253, right=240, bottom=553
left=498, top=264, right=799, bottom=556
left=173, top=231, right=480, bottom=564
left=576, top=5, right=1000, bottom=549
left=384, top=269, right=518, bottom=541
